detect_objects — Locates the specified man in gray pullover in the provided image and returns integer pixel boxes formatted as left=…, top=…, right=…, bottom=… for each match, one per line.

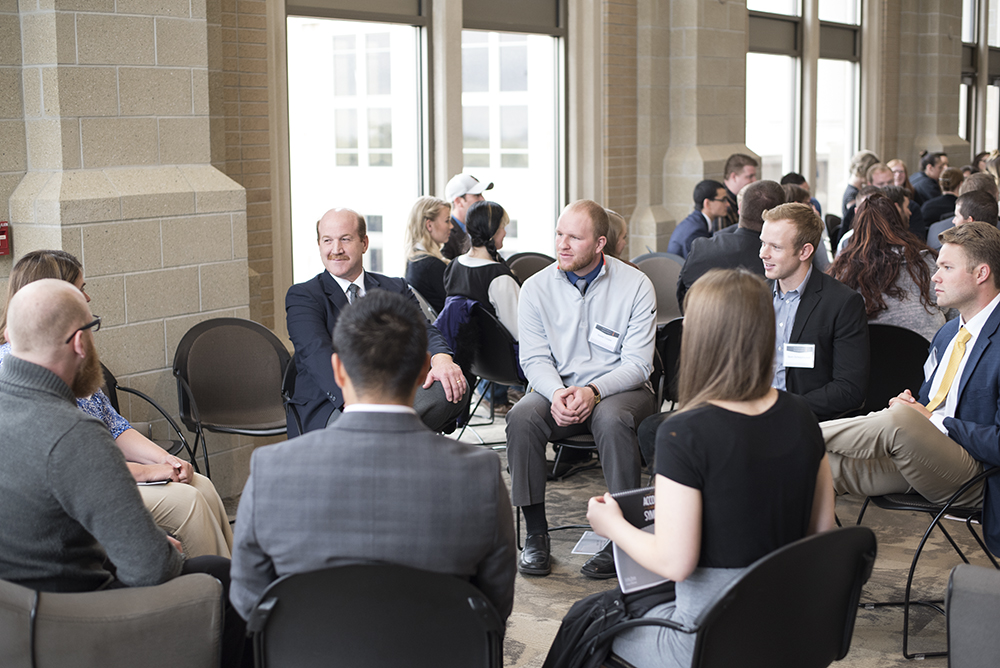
left=0, top=279, right=183, bottom=591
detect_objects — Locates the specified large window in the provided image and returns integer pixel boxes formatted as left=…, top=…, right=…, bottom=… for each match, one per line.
left=746, top=1, right=861, bottom=217
left=287, top=18, right=422, bottom=283
left=461, top=30, right=560, bottom=255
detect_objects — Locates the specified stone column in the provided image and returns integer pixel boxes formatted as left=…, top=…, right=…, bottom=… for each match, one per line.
left=7, top=0, right=253, bottom=496
left=636, top=0, right=756, bottom=253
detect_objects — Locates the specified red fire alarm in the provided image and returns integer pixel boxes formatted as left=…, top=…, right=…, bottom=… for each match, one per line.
left=0, top=222, right=9, bottom=256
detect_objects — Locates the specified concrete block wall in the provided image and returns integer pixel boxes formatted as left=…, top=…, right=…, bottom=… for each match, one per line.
left=1, top=0, right=269, bottom=498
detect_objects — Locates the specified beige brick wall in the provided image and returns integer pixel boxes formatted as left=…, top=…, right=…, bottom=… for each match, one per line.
left=0, top=1, right=24, bottom=285
left=211, top=0, right=274, bottom=331
left=603, top=0, right=638, bottom=219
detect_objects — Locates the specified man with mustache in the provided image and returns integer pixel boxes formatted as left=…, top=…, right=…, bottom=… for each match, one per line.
left=285, top=207, right=469, bottom=436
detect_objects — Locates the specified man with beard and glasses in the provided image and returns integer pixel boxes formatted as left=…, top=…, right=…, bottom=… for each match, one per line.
left=506, top=199, right=658, bottom=579
left=0, top=279, right=248, bottom=667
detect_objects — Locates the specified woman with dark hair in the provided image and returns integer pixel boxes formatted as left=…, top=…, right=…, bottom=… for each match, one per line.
left=0, top=250, right=233, bottom=559
left=829, top=192, right=950, bottom=341
left=585, top=269, right=835, bottom=668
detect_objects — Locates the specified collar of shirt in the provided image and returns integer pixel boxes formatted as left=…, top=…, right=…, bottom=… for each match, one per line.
left=927, top=291, right=1000, bottom=422
left=452, top=215, right=467, bottom=233
left=566, top=253, right=606, bottom=288
left=329, top=271, right=366, bottom=299
left=773, top=264, right=813, bottom=300
left=700, top=210, right=713, bottom=228
left=343, top=403, right=418, bottom=415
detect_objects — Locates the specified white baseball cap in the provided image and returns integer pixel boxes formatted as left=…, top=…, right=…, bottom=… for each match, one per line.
left=445, top=173, right=494, bottom=203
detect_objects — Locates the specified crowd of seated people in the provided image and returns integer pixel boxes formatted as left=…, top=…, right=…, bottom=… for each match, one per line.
left=7, top=151, right=1000, bottom=668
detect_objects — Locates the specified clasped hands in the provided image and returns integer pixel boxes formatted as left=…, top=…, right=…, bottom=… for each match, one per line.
left=551, top=385, right=598, bottom=427
left=888, top=389, right=932, bottom=419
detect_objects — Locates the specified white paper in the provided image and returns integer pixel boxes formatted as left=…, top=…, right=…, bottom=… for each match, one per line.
left=589, top=323, right=621, bottom=353
left=572, top=531, right=610, bottom=555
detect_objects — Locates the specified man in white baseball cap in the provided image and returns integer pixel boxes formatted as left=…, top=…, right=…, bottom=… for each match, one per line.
left=443, top=173, right=494, bottom=259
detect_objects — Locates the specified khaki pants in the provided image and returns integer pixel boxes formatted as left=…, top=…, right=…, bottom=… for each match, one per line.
left=821, top=403, right=984, bottom=506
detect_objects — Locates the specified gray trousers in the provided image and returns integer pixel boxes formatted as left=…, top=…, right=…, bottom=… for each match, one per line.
left=504, top=387, right=656, bottom=507
left=822, top=403, right=984, bottom=506
left=327, top=381, right=471, bottom=434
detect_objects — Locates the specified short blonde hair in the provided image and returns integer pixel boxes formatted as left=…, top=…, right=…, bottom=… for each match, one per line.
left=762, top=202, right=823, bottom=252
left=404, top=196, right=451, bottom=263
left=604, top=209, right=627, bottom=259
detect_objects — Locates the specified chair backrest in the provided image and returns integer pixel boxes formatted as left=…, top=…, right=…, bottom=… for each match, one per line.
left=690, top=526, right=876, bottom=668
left=507, top=252, right=555, bottom=283
left=280, top=353, right=302, bottom=436
left=656, top=317, right=683, bottom=405
left=863, top=324, right=930, bottom=414
left=100, top=363, right=121, bottom=413
left=633, top=254, right=683, bottom=324
left=409, top=286, right=439, bottom=321
left=0, top=574, right=222, bottom=668
left=173, top=318, right=291, bottom=431
left=248, top=564, right=504, bottom=668
left=947, top=563, right=1000, bottom=668
left=469, top=303, right=524, bottom=386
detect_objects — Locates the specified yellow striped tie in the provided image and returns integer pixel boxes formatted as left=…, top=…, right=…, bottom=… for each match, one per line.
left=925, top=327, right=972, bottom=412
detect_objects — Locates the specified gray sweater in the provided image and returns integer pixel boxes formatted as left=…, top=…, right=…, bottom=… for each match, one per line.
left=0, top=355, right=182, bottom=592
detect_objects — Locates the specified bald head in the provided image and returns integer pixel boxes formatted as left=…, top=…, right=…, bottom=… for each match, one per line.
left=6, top=279, right=91, bottom=358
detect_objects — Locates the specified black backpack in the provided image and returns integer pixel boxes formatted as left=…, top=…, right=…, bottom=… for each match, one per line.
left=542, top=581, right=681, bottom=668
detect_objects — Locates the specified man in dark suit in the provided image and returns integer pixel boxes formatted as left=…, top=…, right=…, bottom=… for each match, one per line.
left=760, top=202, right=869, bottom=422
left=231, top=290, right=516, bottom=621
left=822, top=222, right=1000, bottom=556
left=666, top=180, right=729, bottom=259
left=285, top=208, right=469, bottom=437
left=676, top=179, right=785, bottom=308
left=926, top=190, right=999, bottom=251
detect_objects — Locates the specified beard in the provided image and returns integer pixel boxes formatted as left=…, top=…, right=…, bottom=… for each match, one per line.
left=559, top=249, right=598, bottom=274
left=72, top=337, right=104, bottom=399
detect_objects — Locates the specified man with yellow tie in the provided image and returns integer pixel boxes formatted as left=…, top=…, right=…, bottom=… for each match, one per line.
left=822, top=222, right=1000, bottom=555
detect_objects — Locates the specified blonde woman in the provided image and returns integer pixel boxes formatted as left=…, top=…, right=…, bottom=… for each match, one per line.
left=585, top=269, right=835, bottom=668
left=404, top=196, right=452, bottom=313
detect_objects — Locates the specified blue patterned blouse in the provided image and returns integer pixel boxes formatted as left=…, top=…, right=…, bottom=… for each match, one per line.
left=0, top=342, right=131, bottom=438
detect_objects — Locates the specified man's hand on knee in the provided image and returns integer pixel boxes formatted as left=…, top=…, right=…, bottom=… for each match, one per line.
left=889, top=389, right=931, bottom=418
left=423, top=353, right=466, bottom=403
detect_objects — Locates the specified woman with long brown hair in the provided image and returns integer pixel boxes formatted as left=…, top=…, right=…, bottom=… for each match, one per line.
left=829, top=191, right=950, bottom=341
left=584, top=269, right=835, bottom=668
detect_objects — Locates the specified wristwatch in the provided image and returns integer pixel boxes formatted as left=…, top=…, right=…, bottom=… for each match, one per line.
left=587, top=383, right=602, bottom=404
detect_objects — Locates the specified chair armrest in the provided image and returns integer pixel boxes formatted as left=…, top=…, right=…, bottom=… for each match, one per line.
left=115, top=384, right=197, bottom=463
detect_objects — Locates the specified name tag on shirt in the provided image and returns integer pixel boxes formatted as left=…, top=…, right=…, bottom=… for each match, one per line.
left=923, top=348, right=939, bottom=382
left=589, top=323, right=621, bottom=352
left=783, top=343, right=815, bottom=368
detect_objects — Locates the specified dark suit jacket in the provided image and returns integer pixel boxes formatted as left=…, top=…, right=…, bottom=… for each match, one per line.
left=229, top=411, right=517, bottom=622
left=285, top=271, right=452, bottom=436
left=920, top=193, right=956, bottom=227
left=920, top=307, right=1000, bottom=553
left=441, top=217, right=471, bottom=260
left=910, top=171, right=940, bottom=206
left=667, top=210, right=711, bottom=260
left=778, top=270, right=870, bottom=421
left=677, top=226, right=764, bottom=309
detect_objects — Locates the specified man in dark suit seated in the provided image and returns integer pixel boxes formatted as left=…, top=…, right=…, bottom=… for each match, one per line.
left=926, top=190, right=1000, bottom=251
left=230, top=290, right=517, bottom=622
left=760, top=202, right=869, bottom=422
left=676, top=179, right=785, bottom=308
left=822, top=222, right=1000, bottom=557
left=667, top=179, right=730, bottom=260
left=285, top=207, right=469, bottom=437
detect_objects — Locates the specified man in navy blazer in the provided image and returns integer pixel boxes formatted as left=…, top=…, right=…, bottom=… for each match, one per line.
left=285, top=208, right=469, bottom=437
left=823, top=222, right=1000, bottom=555
left=666, top=180, right=730, bottom=260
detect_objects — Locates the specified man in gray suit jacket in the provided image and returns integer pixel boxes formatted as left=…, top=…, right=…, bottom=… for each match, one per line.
left=230, top=291, right=517, bottom=622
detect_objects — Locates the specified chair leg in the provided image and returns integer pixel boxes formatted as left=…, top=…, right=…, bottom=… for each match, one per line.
left=195, top=427, right=211, bottom=479
left=964, top=516, right=1000, bottom=569
left=855, top=497, right=872, bottom=525
left=899, top=513, right=960, bottom=659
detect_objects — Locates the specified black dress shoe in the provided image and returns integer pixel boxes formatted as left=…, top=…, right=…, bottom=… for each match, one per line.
left=581, top=543, right=617, bottom=579
left=519, top=533, right=552, bottom=576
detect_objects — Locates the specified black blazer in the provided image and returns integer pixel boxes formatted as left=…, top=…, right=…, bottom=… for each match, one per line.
left=776, top=270, right=870, bottom=421
left=285, top=270, right=453, bottom=436
left=677, top=226, right=765, bottom=309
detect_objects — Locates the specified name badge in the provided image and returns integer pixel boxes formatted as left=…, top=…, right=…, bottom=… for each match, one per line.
left=783, top=343, right=815, bottom=368
left=589, top=323, right=621, bottom=352
left=923, top=348, right=938, bottom=382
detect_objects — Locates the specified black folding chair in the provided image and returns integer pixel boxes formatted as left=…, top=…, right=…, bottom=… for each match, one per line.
left=632, top=253, right=683, bottom=324
left=100, top=363, right=198, bottom=470
left=507, top=252, right=555, bottom=283
left=862, top=324, right=930, bottom=414
left=173, top=318, right=290, bottom=478
left=656, top=316, right=683, bottom=410
left=856, top=467, right=1000, bottom=659
left=280, top=354, right=302, bottom=437
left=247, top=564, right=503, bottom=668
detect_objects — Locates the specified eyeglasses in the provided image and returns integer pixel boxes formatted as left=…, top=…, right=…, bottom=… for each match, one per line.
left=712, top=196, right=729, bottom=202
left=66, top=316, right=101, bottom=344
